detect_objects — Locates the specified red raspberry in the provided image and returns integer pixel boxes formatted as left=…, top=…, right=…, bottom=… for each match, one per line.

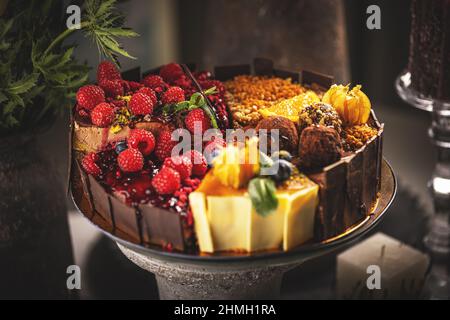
left=155, top=130, right=178, bottom=161
left=76, top=85, right=105, bottom=111
left=127, top=81, right=143, bottom=92
left=163, top=155, right=192, bottom=181
left=91, top=102, right=115, bottom=127
left=185, top=108, right=211, bottom=134
left=184, top=150, right=207, bottom=177
left=142, top=75, right=167, bottom=89
left=173, top=75, right=192, bottom=89
left=117, top=148, right=144, bottom=173
left=129, top=92, right=154, bottom=115
left=97, top=61, right=121, bottom=83
left=152, top=167, right=181, bottom=195
left=137, top=87, right=157, bottom=105
left=99, top=79, right=124, bottom=98
left=81, top=152, right=102, bottom=177
left=159, top=63, right=184, bottom=83
left=161, top=86, right=185, bottom=105
left=128, top=129, right=156, bottom=156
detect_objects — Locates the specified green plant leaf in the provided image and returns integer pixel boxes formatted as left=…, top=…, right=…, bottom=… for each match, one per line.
left=7, top=73, right=39, bottom=95
left=248, top=178, right=278, bottom=217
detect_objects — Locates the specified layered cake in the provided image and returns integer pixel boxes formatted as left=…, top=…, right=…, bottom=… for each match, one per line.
left=71, top=58, right=384, bottom=254
left=408, top=0, right=450, bottom=101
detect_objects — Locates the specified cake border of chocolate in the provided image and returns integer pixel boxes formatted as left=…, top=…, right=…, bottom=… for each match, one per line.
left=70, top=58, right=384, bottom=253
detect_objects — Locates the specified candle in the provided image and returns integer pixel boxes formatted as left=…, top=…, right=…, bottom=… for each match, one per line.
left=336, top=232, right=430, bottom=299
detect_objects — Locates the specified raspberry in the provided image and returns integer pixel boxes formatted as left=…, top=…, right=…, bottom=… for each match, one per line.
left=81, top=152, right=102, bottom=177
left=142, top=75, right=167, bottom=89
left=137, top=87, right=157, bottom=105
left=161, top=86, right=185, bottom=105
left=126, top=81, right=143, bottom=92
left=97, top=61, right=121, bottom=83
left=163, top=155, right=192, bottom=181
left=76, top=85, right=105, bottom=111
left=172, top=75, right=192, bottom=90
left=117, top=148, right=144, bottom=173
left=91, top=102, right=115, bottom=127
left=184, top=150, right=207, bottom=177
left=99, top=79, right=124, bottom=98
left=155, top=130, right=177, bottom=161
left=159, top=63, right=184, bottom=83
left=128, top=129, right=156, bottom=156
left=129, top=92, right=154, bottom=115
left=185, top=108, right=211, bottom=134
left=152, top=167, right=181, bottom=195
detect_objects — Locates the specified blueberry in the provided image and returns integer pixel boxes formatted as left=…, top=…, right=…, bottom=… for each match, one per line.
left=206, top=148, right=221, bottom=166
left=271, top=150, right=293, bottom=162
left=270, top=159, right=292, bottom=183
left=115, top=141, right=127, bottom=155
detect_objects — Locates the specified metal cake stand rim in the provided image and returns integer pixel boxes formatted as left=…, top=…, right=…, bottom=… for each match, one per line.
left=71, top=158, right=396, bottom=265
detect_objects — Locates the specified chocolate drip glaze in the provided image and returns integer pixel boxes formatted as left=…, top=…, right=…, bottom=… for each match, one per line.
left=408, top=0, right=450, bottom=101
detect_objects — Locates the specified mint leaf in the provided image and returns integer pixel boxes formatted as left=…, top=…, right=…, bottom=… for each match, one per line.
left=203, top=86, right=218, bottom=96
left=248, top=178, right=278, bottom=217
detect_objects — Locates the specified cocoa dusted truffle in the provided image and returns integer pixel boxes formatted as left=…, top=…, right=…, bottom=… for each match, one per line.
left=255, top=116, right=299, bottom=154
left=298, top=102, right=342, bottom=134
left=299, top=125, right=342, bottom=170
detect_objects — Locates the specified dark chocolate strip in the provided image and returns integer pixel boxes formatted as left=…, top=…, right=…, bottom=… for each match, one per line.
left=107, top=196, right=116, bottom=231
left=214, top=64, right=251, bottom=81
left=302, top=69, right=333, bottom=88
left=135, top=208, right=144, bottom=245
left=253, top=57, right=274, bottom=76
left=121, top=66, right=141, bottom=82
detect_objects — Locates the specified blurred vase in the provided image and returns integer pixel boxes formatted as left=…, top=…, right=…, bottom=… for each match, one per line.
left=0, top=131, right=74, bottom=299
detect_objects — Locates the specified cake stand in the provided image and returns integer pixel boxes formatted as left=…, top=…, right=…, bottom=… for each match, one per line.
left=396, top=70, right=450, bottom=299
left=71, top=159, right=395, bottom=299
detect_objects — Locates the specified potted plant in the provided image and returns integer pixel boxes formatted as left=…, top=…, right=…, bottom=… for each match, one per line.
left=0, top=0, right=137, bottom=298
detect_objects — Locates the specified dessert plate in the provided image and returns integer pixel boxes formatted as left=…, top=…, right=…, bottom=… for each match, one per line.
left=71, top=158, right=396, bottom=263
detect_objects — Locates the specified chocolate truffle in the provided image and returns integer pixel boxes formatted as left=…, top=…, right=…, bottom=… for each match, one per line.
left=298, top=102, right=342, bottom=135
left=255, top=116, right=299, bottom=154
left=299, top=125, right=342, bottom=170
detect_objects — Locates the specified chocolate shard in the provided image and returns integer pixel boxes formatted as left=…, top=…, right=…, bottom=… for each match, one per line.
left=273, top=68, right=301, bottom=83
left=121, top=67, right=141, bottom=82
left=88, top=175, right=113, bottom=224
left=74, top=157, right=94, bottom=218
left=109, top=195, right=141, bottom=243
left=139, top=204, right=185, bottom=251
left=302, top=69, right=333, bottom=88
left=214, top=64, right=251, bottom=81
left=253, top=57, right=274, bottom=76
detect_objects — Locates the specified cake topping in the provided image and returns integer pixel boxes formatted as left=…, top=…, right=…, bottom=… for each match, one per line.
left=322, top=84, right=371, bottom=125
left=184, top=150, right=208, bottom=177
left=163, top=155, right=193, bottom=181
left=154, top=130, right=178, bottom=161
left=298, top=102, right=342, bottom=134
left=91, top=102, right=115, bottom=127
left=342, top=124, right=378, bottom=152
left=82, top=152, right=102, bottom=177
left=159, top=63, right=184, bottom=83
left=128, top=129, right=156, bottom=156
left=129, top=92, right=154, bottom=116
left=152, top=167, right=181, bottom=195
left=255, top=116, right=299, bottom=154
left=299, top=125, right=342, bottom=170
left=225, top=75, right=306, bottom=127
left=76, top=85, right=106, bottom=111
left=97, top=61, right=121, bottom=84
left=185, top=108, right=211, bottom=134
left=117, top=148, right=144, bottom=173
left=259, top=91, right=320, bottom=122
left=161, top=86, right=185, bottom=105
